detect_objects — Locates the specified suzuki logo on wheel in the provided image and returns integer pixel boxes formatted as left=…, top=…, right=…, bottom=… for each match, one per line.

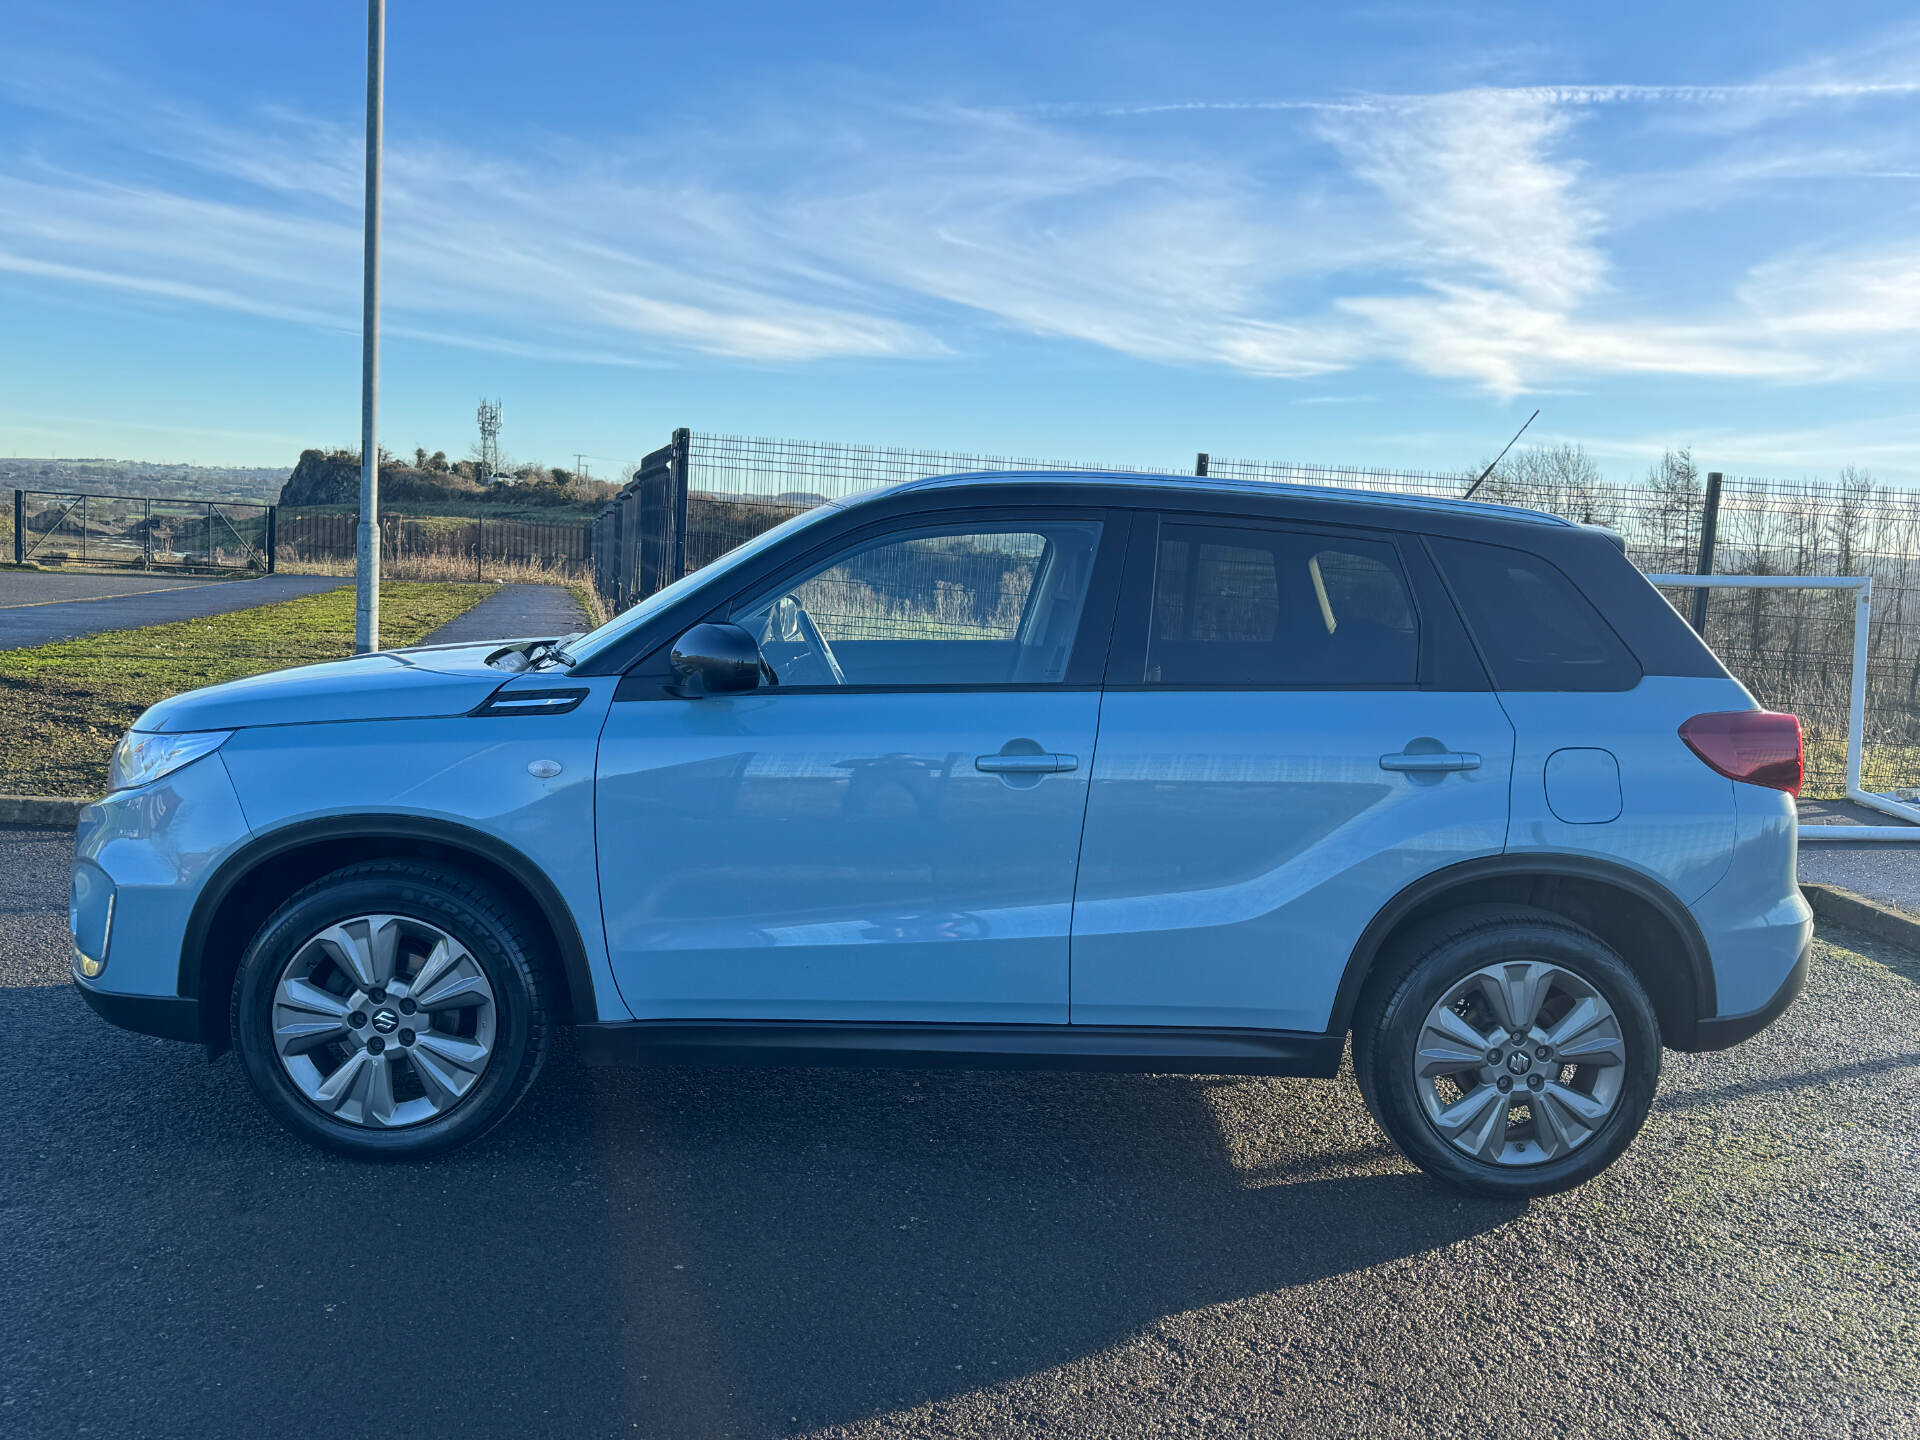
left=1505, top=1051, right=1532, bottom=1075
left=371, top=1009, right=400, bottom=1034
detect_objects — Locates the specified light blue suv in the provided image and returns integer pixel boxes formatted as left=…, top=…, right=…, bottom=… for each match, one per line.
left=71, top=472, right=1811, bottom=1196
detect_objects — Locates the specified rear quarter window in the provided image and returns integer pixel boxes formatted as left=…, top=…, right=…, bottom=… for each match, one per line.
left=1429, top=537, right=1642, bottom=692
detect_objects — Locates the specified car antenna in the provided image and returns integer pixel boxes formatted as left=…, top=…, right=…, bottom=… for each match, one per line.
left=1461, top=409, right=1539, bottom=500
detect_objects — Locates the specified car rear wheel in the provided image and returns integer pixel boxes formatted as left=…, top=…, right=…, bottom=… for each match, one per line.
left=231, top=862, right=553, bottom=1157
left=1353, top=905, right=1661, bottom=1198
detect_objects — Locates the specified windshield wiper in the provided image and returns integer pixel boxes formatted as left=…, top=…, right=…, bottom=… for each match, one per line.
left=529, top=632, right=585, bottom=669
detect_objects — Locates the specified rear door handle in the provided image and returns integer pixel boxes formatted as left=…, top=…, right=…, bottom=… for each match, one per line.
left=976, top=753, right=1078, bottom=775
left=1380, top=751, right=1481, bottom=773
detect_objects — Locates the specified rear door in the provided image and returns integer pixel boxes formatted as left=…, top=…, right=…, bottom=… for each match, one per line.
left=1069, top=512, right=1514, bottom=1032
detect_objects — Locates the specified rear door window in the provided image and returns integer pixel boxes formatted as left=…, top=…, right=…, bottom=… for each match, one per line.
left=1429, top=537, right=1641, bottom=691
left=1144, top=523, right=1419, bottom=687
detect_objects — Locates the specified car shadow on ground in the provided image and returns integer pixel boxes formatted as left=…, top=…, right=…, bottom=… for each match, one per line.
left=2, top=982, right=1523, bottom=1437
left=547, top=1052, right=1524, bottom=1434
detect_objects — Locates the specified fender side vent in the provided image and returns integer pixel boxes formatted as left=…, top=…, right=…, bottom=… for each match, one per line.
left=472, top=687, right=588, bottom=718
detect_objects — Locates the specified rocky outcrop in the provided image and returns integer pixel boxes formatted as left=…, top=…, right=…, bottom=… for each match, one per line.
left=278, top=450, right=362, bottom=506
left=277, top=450, right=605, bottom=510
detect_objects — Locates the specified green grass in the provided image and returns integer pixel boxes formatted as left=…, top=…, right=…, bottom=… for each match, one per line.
left=0, top=581, right=489, bottom=797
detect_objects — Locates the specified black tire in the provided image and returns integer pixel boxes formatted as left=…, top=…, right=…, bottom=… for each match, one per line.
left=231, top=861, right=554, bottom=1158
left=1352, top=905, right=1661, bottom=1199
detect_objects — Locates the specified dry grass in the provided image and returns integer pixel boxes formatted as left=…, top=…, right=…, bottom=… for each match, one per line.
left=569, top=581, right=608, bottom=629
left=275, top=550, right=589, bottom=585
left=1806, top=736, right=1920, bottom=799
left=277, top=548, right=608, bottom=628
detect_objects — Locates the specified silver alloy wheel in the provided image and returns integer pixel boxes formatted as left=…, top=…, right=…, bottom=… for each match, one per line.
left=1411, top=960, right=1627, bottom=1167
left=270, top=913, right=497, bottom=1129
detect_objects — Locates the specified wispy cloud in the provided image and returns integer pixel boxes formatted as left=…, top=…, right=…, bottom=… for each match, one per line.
left=4, top=34, right=1920, bottom=397
left=1315, top=88, right=1605, bottom=311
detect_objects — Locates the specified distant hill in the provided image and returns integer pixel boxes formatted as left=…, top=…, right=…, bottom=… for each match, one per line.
left=0, top=457, right=287, bottom=504
left=0, top=452, right=621, bottom=520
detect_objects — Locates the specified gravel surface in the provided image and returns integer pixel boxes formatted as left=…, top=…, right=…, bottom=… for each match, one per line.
left=1799, top=843, right=1920, bottom=918
left=3, top=828, right=1916, bottom=1438
left=419, top=582, right=587, bottom=645
left=0, top=574, right=346, bottom=649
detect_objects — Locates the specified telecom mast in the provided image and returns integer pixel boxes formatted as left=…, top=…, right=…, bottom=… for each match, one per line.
left=476, top=398, right=502, bottom=483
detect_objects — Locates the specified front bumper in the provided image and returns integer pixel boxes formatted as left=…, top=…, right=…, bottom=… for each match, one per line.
left=1690, top=937, right=1810, bottom=1050
left=67, top=752, right=253, bottom=1037
left=72, top=970, right=201, bottom=1043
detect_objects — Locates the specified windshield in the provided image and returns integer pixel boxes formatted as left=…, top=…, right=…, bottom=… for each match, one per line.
left=563, top=503, right=844, bottom=665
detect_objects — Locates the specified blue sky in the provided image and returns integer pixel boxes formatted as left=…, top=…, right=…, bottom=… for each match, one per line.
left=4, top=1, right=1920, bottom=482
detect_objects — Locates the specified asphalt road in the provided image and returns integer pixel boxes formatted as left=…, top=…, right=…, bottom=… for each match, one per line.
left=420, top=582, right=589, bottom=645
left=0, top=573, right=346, bottom=648
left=3, top=827, right=1916, bottom=1439
left=0, top=572, right=219, bottom=604
left=1801, top=841, right=1920, bottom=918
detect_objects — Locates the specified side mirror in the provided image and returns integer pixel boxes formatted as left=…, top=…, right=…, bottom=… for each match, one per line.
left=669, top=622, right=763, bottom=697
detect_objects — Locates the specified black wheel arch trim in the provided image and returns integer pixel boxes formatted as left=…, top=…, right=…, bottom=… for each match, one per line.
left=179, top=813, right=599, bottom=1044
left=1328, top=852, right=1717, bottom=1045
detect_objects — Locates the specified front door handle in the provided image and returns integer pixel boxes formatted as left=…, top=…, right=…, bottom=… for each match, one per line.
left=976, top=753, right=1079, bottom=775
left=1380, top=751, right=1481, bottom=773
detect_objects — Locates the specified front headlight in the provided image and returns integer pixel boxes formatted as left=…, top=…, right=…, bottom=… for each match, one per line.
left=107, top=729, right=233, bottom=791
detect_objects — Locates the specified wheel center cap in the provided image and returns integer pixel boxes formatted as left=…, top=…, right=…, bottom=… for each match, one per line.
left=1505, top=1050, right=1533, bottom=1075
left=371, top=1008, right=400, bottom=1035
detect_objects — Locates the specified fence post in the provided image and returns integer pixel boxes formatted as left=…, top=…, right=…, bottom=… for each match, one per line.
left=1689, top=471, right=1723, bottom=635
left=613, top=504, right=626, bottom=610
left=81, top=493, right=88, bottom=564
left=1848, top=580, right=1871, bottom=798
left=144, top=498, right=153, bottom=568
left=1195, top=452, right=1209, bottom=477
left=12, top=491, right=21, bottom=566
left=475, top=518, right=483, bottom=582
left=265, top=506, right=277, bottom=573
left=670, top=426, right=691, bottom=583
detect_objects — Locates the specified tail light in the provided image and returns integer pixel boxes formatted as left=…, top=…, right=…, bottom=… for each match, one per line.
left=1678, top=711, right=1804, bottom=796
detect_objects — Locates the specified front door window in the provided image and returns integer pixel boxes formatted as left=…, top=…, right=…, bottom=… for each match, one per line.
left=732, top=521, right=1103, bottom=688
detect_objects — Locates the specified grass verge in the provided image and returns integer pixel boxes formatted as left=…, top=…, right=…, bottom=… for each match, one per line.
left=0, top=581, right=489, bottom=797
left=568, top=579, right=607, bottom=629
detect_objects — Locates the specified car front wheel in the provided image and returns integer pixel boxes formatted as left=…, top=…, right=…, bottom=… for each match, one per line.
left=231, top=861, right=553, bottom=1157
left=1353, top=906, right=1661, bottom=1198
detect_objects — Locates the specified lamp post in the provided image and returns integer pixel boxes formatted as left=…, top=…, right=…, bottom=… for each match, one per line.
left=355, top=0, right=385, bottom=653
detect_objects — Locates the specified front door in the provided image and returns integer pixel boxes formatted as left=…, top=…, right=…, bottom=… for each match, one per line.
left=595, top=512, right=1119, bottom=1024
left=1070, top=515, right=1514, bottom=1032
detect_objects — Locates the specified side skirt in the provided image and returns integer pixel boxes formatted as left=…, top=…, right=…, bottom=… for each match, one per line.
left=572, top=1020, right=1345, bottom=1077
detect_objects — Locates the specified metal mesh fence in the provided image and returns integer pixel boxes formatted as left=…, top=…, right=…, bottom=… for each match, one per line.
left=592, top=435, right=686, bottom=610
left=679, top=432, right=1163, bottom=573
left=591, top=433, right=1920, bottom=797
left=1665, top=479, right=1920, bottom=797
left=16, top=492, right=271, bottom=571
left=276, top=512, right=590, bottom=580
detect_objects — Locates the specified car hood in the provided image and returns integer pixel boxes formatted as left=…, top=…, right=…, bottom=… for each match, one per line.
left=132, top=640, right=540, bottom=733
